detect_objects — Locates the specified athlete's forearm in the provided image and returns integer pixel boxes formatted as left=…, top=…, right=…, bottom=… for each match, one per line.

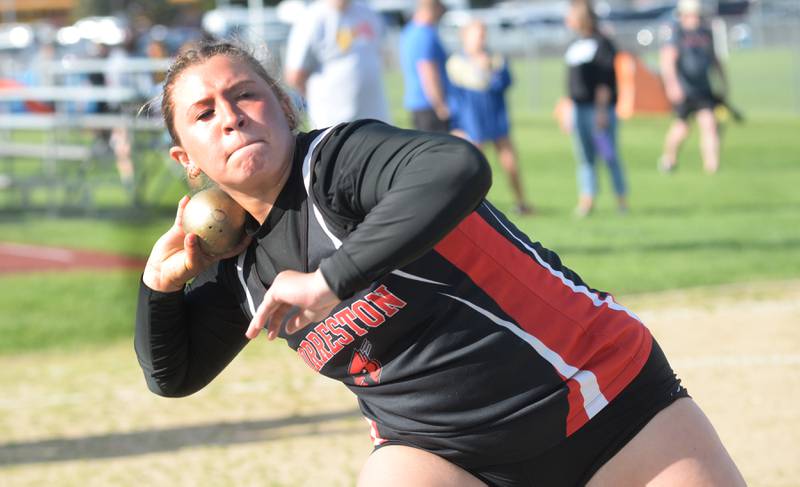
left=134, top=278, right=249, bottom=397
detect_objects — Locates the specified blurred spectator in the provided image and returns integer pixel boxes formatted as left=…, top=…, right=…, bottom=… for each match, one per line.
left=18, top=41, right=57, bottom=113
left=447, top=20, right=533, bottom=216
left=104, top=36, right=140, bottom=192
left=146, top=39, right=168, bottom=87
left=564, top=0, right=628, bottom=217
left=659, top=0, right=725, bottom=174
left=87, top=42, right=112, bottom=120
left=93, top=34, right=157, bottom=194
left=400, top=0, right=450, bottom=133
left=284, top=0, right=390, bottom=129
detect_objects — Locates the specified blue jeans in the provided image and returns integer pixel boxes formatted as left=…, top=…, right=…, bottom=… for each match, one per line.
left=572, top=103, right=627, bottom=198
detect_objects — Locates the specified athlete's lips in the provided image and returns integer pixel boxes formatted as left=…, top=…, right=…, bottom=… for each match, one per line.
left=227, top=140, right=265, bottom=161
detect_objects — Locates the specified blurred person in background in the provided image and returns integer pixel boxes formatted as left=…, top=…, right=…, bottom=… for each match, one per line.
left=447, top=19, right=533, bottom=216
left=400, top=0, right=450, bottom=133
left=110, top=34, right=150, bottom=194
left=564, top=0, right=628, bottom=217
left=284, top=0, right=390, bottom=129
left=148, top=40, right=169, bottom=82
left=87, top=42, right=113, bottom=148
left=18, top=40, right=57, bottom=113
left=659, top=0, right=725, bottom=174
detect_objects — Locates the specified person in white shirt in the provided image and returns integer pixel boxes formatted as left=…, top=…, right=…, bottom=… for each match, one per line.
left=284, top=0, right=390, bottom=128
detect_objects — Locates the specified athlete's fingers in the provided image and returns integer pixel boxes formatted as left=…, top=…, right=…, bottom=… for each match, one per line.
left=285, top=310, right=313, bottom=335
left=247, top=291, right=281, bottom=339
left=266, top=303, right=293, bottom=341
left=246, top=302, right=269, bottom=339
left=173, top=195, right=190, bottom=229
left=183, top=233, right=213, bottom=271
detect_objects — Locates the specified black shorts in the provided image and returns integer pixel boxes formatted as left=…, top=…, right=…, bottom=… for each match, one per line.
left=411, top=108, right=450, bottom=133
left=468, top=340, right=688, bottom=487
left=674, top=95, right=718, bottom=120
left=375, top=339, right=689, bottom=487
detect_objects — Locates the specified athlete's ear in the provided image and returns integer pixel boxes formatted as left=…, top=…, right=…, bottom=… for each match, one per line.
left=169, top=145, right=191, bottom=170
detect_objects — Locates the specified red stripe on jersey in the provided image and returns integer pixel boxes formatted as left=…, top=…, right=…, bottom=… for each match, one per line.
left=434, top=212, right=652, bottom=434
left=565, top=378, right=589, bottom=435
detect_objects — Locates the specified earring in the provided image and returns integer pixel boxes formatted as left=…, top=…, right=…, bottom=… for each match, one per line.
left=187, top=165, right=201, bottom=179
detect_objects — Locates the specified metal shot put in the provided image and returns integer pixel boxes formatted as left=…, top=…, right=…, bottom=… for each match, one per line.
left=181, top=187, right=246, bottom=256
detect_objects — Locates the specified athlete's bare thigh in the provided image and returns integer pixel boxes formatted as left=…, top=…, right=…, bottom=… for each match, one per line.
left=358, top=444, right=486, bottom=487
left=587, top=397, right=745, bottom=487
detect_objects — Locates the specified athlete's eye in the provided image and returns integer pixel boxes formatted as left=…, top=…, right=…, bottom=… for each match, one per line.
left=196, top=109, right=213, bottom=121
left=238, top=91, right=252, bottom=99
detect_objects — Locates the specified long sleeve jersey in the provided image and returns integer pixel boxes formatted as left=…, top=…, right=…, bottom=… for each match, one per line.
left=135, top=120, right=652, bottom=469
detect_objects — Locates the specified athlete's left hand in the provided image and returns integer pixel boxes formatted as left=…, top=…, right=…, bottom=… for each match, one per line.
left=245, top=269, right=341, bottom=340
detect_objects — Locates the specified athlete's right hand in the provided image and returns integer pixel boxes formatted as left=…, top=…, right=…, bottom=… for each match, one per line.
left=142, top=195, right=250, bottom=292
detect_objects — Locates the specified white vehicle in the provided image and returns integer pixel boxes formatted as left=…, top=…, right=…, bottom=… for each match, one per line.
left=202, top=6, right=292, bottom=43
left=439, top=1, right=570, bottom=55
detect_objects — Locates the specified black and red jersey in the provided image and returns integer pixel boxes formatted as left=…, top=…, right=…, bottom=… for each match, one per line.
left=135, top=120, right=652, bottom=469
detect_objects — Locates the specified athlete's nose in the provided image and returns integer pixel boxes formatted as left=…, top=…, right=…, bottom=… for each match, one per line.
left=220, top=100, right=246, bottom=134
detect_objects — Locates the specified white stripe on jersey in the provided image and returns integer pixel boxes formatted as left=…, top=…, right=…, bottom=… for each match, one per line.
left=236, top=251, right=257, bottom=316
left=482, top=202, right=642, bottom=322
left=441, top=292, right=608, bottom=420
left=365, top=417, right=387, bottom=445
left=301, top=126, right=342, bottom=249
left=390, top=269, right=447, bottom=286
left=300, top=128, right=452, bottom=288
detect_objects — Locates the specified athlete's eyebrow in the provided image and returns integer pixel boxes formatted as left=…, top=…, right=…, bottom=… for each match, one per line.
left=186, top=79, right=260, bottom=118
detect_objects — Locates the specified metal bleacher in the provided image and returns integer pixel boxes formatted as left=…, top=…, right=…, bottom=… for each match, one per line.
left=0, top=57, right=173, bottom=212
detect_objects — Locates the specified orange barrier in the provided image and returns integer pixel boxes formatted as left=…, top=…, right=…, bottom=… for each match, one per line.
left=614, top=51, right=671, bottom=118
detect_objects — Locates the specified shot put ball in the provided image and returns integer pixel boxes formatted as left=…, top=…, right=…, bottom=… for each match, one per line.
left=182, top=187, right=247, bottom=256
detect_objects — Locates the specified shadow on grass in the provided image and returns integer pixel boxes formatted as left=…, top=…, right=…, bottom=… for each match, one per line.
left=630, top=202, right=800, bottom=218
left=0, top=408, right=362, bottom=466
left=556, top=238, right=800, bottom=256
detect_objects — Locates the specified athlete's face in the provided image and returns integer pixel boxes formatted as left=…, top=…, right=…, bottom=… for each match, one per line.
left=168, top=55, right=294, bottom=194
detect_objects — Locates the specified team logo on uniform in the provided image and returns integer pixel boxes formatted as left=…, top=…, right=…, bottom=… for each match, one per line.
left=348, top=340, right=382, bottom=386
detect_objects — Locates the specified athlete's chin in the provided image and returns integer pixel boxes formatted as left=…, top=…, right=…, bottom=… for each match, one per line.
left=228, top=142, right=267, bottom=165
left=227, top=154, right=280, bottom=186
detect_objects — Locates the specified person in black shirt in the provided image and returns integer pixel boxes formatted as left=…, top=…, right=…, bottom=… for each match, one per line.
left=659, top=0, right=725, bottom=174
left=135, top=40, right=745, bottom=486
left=564, top=0, right=628, bottom=217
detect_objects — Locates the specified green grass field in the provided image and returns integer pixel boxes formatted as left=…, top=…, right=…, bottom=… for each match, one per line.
left=0, top=48, right=798, bottom=355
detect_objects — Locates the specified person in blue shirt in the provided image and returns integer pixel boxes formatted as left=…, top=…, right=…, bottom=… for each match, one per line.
left=400, top=0, right=450, bottom=133
left=448, top=19, right=533, bottom=216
